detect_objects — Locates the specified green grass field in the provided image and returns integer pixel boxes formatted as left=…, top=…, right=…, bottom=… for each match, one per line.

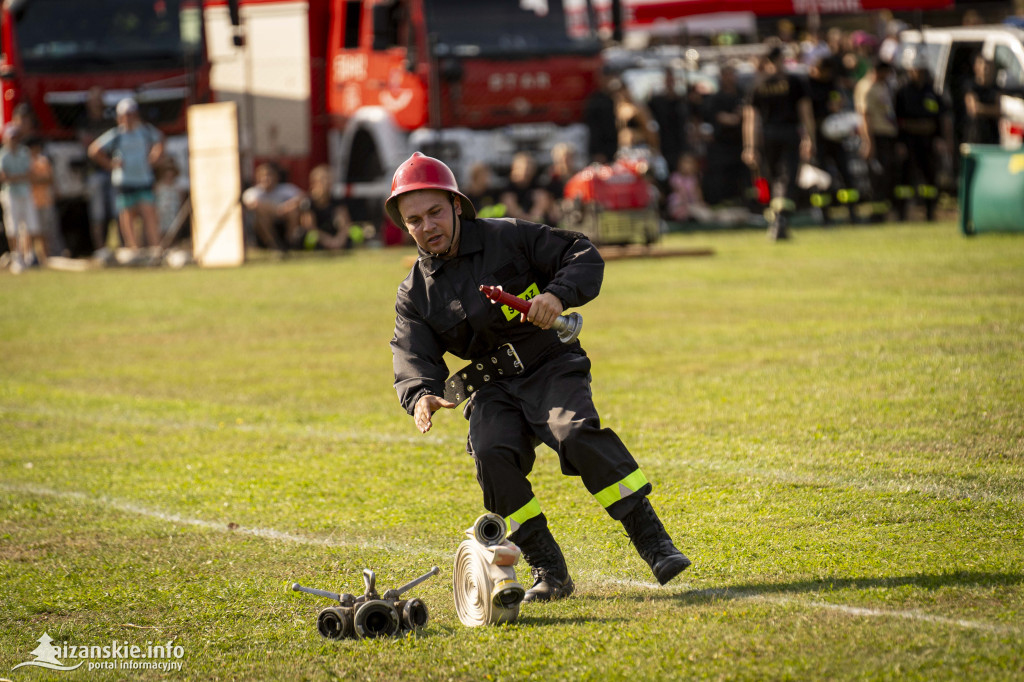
left=2, top=222, right=1023, bottom=681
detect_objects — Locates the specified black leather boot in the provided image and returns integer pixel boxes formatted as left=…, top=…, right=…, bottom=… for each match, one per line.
left=621, top=498, right=691, bottom=585
left=768, top=211, right=790, bottom=241
left=513, top=518, right=574, bottom=602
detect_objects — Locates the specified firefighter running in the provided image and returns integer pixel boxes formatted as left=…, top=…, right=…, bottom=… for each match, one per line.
left=389, top=153, right=691, bottom=601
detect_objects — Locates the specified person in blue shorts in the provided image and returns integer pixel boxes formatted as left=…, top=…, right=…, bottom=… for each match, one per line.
left=89, top=98, right=164, bottom=249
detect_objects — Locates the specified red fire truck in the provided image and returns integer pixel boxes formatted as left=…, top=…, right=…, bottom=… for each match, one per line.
left=203, top=0, right=603, bottom=222
left=0, top=0, right=209, bottom=250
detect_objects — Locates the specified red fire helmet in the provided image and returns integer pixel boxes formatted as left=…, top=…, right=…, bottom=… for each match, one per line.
left=384, top=152, right=476, bottom=227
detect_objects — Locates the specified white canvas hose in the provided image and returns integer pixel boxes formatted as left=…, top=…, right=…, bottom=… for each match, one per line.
left=453, top=514, right=526, bottom=627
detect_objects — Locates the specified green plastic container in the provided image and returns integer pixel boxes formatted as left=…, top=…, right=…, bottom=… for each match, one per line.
left=959, top=144, right=1024, bottom=235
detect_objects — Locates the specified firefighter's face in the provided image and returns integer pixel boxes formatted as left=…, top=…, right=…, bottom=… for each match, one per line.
left=398, top=189, right=461, bottom=254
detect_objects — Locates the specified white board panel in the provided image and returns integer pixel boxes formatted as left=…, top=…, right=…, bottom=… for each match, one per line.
left=188, top=102, right=245, bottom=268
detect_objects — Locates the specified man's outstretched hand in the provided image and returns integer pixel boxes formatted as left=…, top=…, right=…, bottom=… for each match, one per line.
left=414, top=394, right=456, bottom=433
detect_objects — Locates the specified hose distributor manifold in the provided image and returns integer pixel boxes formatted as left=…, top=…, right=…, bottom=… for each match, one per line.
left=453, top=513, right=526, bottom=626
left=291, top=565, right=439, bottom=639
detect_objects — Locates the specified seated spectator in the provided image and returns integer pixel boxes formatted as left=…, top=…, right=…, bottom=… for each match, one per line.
left=298, top=164, right=350, bottom=251
left=540, top=142, right=578, bottom=203
left=501, top=152, right=546, bottom=222
left=464, top=162, right=507, bottom=218
left=1, top=125, right=44, bottom=271
left=241, top=162, right=304, bottom=253
left=666, top=153, right=714, bottom=224
left=534, top=142, right=580, bottom=226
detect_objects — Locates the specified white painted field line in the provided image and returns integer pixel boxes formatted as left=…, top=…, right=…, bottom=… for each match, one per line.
left=689, top=587, right=1021, bottom=635
left=793, top=599, right=1020, bottom=635
left=1, top=482, right=448, bottom=559
left=6, top=483, right=1020, bottom=636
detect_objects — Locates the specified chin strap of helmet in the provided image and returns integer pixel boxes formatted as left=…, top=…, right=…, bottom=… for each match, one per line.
left=437, top=194, right=460, bottom=258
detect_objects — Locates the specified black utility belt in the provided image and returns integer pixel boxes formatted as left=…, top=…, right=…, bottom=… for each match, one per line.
left=443, top=343, right=523, bottom=405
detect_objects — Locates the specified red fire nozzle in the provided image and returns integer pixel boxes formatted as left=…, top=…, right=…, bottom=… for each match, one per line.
left=479, top=285, right=583, bottom=344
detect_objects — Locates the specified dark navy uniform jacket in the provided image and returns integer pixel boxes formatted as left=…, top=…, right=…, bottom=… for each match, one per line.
left=391, top=217, right=604, bottom=415
left=895, top=81, right=946, bottom=138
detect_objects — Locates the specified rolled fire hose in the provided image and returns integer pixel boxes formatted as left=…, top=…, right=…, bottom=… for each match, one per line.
left=453, top=513, right=526, bottom=627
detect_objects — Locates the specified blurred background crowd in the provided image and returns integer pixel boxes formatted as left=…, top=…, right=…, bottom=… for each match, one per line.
left=1, top=0, right=1023, bottom=269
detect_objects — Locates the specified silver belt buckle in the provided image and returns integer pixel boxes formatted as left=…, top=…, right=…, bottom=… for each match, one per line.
left=496, top=342, right=523, bottom=375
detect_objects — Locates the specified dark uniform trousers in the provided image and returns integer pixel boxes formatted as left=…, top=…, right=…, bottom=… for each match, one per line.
left=813, top=136, right=859, bottom=220
left=898, top=133, right=939, bottom=220
left=747, top=69, right=811, bottom=219
left=467, top=351, right=651, bottom=528
left=762, top=126, right=802, bottom=213
left=868, top=133, right=899, bottom=220
left=894, top=83, right=945, bottom=221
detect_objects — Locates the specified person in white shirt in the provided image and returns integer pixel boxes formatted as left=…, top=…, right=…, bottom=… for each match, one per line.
left=0, top=124, right=43, bottom=272
left=241, top=163, right=305, bottom=254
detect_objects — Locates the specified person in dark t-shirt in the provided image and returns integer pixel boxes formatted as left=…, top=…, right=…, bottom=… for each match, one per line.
left=965, top=56, right=1002, bottom=145
left=299, top=164, right=350, bottom=251
left=743, top=47, right=816, bottom=240
left=703, top=64, right=748, bottom=206
left=647, top=67, right=688, bottom=173
left=807, top=57, right=857, bottom=222
left=894, top=57, right=950, bottom=222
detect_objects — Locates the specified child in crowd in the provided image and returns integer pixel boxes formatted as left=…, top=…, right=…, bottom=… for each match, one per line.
left=153, top=158, right=184, bottom=238
left=464, top=162, right=506, bottom=219
left=501, top=152, right=544, bottom=222
left=666, top=153, right=713, bottom=224
left=298, top=164, right=350, bottom=251
left=0, top=125, right=44, bottom=272
left=27, top=137, right=66, bottom=257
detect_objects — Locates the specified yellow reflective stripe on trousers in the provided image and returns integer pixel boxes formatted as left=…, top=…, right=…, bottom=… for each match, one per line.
left=505, top=497, right=542, bottom=533
left=594, top=469, right=649, bottom=509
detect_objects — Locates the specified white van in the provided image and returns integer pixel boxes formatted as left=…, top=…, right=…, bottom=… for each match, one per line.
left=897, top=25, right=1024, bottom=148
